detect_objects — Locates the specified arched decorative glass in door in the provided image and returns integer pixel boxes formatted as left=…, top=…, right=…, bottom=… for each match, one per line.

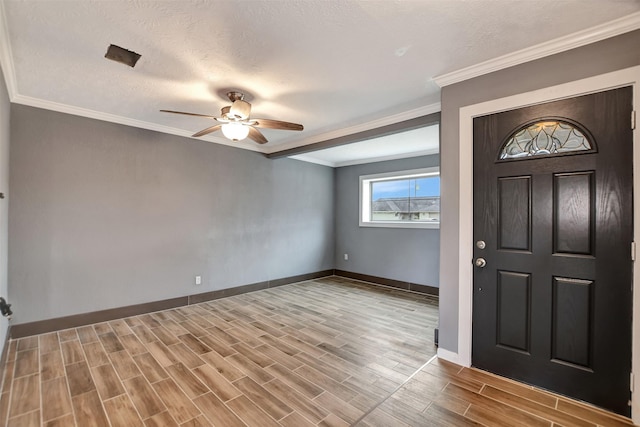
left=498, top=119, right=596, bottom=161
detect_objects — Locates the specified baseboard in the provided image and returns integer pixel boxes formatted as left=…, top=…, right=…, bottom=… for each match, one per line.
left=188, top=270, right=335, bottom=304
left=0, top=323, right=11, bottom=392
left=437, top=347, right=467, bottom=366
left=10, top=269, right=335, bottom=339
left=268, top=270, right=334, bottom=288
left=11, top=296, right=189, bottom=338
left=10, top=269, right=428, bottom=338
left=334, top=270, right=439, bottom=297
left=188, top=281, right=269, bottom=305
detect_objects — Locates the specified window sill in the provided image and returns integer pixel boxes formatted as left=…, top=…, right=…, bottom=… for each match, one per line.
left=359, top=221, right=440, bottom=230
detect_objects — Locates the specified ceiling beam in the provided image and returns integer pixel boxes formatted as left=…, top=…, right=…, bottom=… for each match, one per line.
left=266, top=112, right=440, bottom=160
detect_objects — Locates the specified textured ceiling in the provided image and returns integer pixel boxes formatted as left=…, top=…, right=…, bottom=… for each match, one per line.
left=1, top=0, right=639, bottom=158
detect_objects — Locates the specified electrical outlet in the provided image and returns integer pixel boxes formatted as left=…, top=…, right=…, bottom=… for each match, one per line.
left=195, top=275, right=202, bottom=286
left=344, top=253, right=349, bottom=261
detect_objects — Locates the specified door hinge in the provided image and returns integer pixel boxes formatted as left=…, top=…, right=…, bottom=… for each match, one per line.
left=631, top=372, right=635, bottom=393
left=632, top=110, right=636, bottom=130
left=632, top=242, right=636, bottom=261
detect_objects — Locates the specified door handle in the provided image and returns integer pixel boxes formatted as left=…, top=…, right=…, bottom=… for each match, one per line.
left=475, top=258, right=487, bottom=268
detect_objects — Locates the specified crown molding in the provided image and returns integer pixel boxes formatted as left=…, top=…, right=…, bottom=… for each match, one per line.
left=1, top=0, right=436, bottom=159
left=0, top=0, right=18, bottom=99
left=11, top=94, right=265, bottom=153
left=9, top=90, right=439, bottom=157
left=0, top=0, right=263, bottom=154
left=264, top=102, right=441, bottom=154
left=433, top=11, right=640, bottom=88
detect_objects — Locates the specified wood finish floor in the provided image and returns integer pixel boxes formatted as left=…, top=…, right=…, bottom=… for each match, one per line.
left=0, top=276, right=634, bottom=426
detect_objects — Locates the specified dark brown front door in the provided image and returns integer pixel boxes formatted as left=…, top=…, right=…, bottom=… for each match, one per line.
left=472, top=87, right=633, bottom=415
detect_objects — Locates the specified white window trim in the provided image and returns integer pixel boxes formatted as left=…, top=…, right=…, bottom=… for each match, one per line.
left=359, top=167, right=440, bottom=229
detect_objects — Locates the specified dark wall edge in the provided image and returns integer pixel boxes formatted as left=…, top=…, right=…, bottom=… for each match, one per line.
left=334, top=269, right=439, bottom=296
left=11, top=296, right=189, bottom=338
left=188, top=270, right=334, bottom=304
left=0, top=326, right=10, bottom=391
left=10, top=269, right=437, bottom=338
left=10, top=270, right=334, bottom=338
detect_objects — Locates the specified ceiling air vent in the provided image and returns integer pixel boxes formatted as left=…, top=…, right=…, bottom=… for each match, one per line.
left=104, top=44, right=141, bottom=68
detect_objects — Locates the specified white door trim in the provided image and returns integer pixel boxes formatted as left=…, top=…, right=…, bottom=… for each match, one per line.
left=451, top=65, right=640, bottom=421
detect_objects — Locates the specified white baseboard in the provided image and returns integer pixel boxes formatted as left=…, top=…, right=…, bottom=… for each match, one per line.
left=436, top=347, right=468, bottom=367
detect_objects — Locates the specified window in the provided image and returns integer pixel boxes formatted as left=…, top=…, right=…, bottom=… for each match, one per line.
left=499, top=119, right=595, bottom=160
left=360, top=167, right=440, bottom=229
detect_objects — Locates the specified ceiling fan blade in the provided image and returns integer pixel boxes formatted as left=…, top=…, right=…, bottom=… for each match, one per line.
left=247, top=126, right=268, bottom=144
left=192, top=124, right=222, bottom=138
left=252, top=118, right=303, bottom=131
left=160, top=110, right=218, bottom=119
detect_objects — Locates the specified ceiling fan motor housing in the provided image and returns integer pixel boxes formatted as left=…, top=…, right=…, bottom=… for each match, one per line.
left=229, top=99, right=251, bottom=120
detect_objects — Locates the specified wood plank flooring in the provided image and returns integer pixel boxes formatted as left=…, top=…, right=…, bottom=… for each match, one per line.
left=0, top=276, right=634, bottom=426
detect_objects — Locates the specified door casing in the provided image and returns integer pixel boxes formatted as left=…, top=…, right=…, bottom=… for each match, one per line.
left=438, top=65, right=640, bottom=422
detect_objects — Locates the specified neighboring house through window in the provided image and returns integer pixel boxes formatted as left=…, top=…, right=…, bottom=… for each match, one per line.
left=360, top=167, right=440, bottom=229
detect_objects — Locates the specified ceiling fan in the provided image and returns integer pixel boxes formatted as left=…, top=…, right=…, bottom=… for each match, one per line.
left=161, top=91, right=303, bottom=144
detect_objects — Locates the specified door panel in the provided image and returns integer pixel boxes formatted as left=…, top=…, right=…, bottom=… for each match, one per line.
left=554, top=172, right=594, bottom=255
left=472, top=87, right=633, bottom=416
left=551, top=277, right=593, bottom=369
left=498, top=177, right=531, bottom=251
left=496, top=270, right=531, bottom=353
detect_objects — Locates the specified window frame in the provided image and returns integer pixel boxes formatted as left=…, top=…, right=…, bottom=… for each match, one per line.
left=359, top=167, right=440, bottom=229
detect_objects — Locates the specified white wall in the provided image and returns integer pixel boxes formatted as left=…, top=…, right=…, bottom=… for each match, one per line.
left=0, top=64, right=10, bottom=355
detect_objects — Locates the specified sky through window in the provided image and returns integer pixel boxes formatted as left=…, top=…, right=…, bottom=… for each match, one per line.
left=372, top=177, right=440, bottom=200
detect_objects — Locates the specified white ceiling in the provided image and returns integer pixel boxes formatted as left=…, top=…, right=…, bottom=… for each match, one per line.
left=1, top=1, right=639, bottom=163
left=290, top=124, right=439, bottom=167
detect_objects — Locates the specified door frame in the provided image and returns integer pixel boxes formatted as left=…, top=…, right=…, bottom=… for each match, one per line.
left=451, top=65, right=640, bottom=420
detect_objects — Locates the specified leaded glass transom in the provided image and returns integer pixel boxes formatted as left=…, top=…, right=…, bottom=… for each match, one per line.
left=499, top=120, right=594, bottom=160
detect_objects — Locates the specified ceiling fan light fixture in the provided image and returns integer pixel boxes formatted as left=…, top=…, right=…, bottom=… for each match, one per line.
left=161, top=91, right=303, bottom=144
left=221, top=122, right=250, bottom=141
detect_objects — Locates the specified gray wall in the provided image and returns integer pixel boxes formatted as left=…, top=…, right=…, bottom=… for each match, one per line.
left=439, top=30, right=640, bottom=352
left=0, top=65, right=10, bottom=353
left=9, top=105, right=335, bottom=324
left=335, top=155, right=440, bottom=287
